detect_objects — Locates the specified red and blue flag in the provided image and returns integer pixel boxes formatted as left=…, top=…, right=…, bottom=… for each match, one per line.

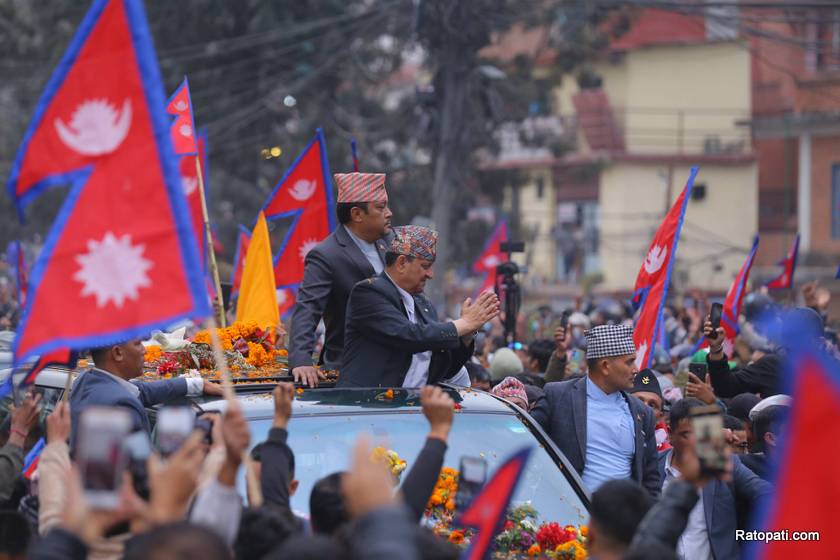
left=632, top=167, right=697, bottom=369
left=261, top=129, right=336, bottom=290
left=0, top=347, right=77, bottom=399
left=691, top=235, right=760, bottom=356
left=457, top=447, right=532, bottom=560
left=721, top=235, right=759, bottom=341
left=166, top=77, right=198, bottom=156
left=230, top=225, right=251, bottom=299
left=766, top=234, right=799, bottom=290
left=277, top=287, right=296, bottom=319
left=5, top=0, right=210, bottom=366
left=23, top=437, right=46, bottom=480
left=749, top=339, right=839, bottom=558
left=472, top=220, right=508, bottom=296
left=6, top=241, right=28, bottom=308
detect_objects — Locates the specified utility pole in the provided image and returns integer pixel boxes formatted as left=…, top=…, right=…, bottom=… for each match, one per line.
left=424, top=0, right=483, bottom=310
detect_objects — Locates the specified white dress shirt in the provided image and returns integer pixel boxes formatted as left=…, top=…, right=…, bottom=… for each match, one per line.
left=344, top=225, right=384, bottom=275
left=384, top=273, right=433, bottom=388
left=663, top=450, right=713, bottom=560
left=91, top=367, right=205, bottom=398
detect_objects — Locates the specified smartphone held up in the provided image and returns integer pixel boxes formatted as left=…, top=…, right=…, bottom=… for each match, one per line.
left=76, top=407, right=132, bottom=509
left=690, top=405, right=728, bottom=475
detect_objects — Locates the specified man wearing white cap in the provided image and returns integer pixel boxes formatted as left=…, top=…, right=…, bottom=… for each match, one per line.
left=741, top=395, right=791, bottom=482
left=289, top=172, right=393, bottom=386
left=531, top=324, right=660, bottom=497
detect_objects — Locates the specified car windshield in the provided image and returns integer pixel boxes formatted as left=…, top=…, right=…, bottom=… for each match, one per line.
left=247, top=411, right=589, bottom=528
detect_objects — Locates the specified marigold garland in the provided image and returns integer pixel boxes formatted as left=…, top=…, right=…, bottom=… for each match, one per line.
left=144, top=345, right=163, bottom=363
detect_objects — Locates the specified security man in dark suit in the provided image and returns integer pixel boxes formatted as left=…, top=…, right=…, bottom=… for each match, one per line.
left=289, top=172, right=392, bottom=386
left=339, top=225, right=500, bottom=388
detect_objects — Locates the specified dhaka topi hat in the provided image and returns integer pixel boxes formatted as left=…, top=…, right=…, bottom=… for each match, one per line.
left=334, top=172, right=387, bottom=203
left=585, top=324, right=636, bottom=361
left=389, top=225, right=437, bottom=262
left=629, top=369, right=663, bottom=400
left=491, top=376, right=529, bottom=408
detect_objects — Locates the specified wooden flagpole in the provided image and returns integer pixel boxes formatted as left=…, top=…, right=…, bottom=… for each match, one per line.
left=195, top=157, right=227, bottom=327
left=205, top=317, right=262, bottom=504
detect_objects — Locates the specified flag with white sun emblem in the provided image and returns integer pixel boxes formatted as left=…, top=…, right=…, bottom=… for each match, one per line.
left=5, top=0, right=209, bottom=366
left=166, top=77, right=198, bottom=156
left=631, top=167, right=696, bottom=370
left=472, top=220, right=508, bottom=296
left=260, top=128, right=336, bottom=289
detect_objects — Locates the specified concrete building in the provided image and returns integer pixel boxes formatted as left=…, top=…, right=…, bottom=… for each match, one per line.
left=491, top=8, right=759, bottom=294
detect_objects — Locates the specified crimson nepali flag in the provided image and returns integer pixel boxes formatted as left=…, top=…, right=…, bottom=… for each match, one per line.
left=632, top=167, right=697, bottom=369
left=472, top=220, right=508, bottom=296
left=5, top=0, right=209, bottom=365
left=277, top=287, right=296, bottom=319
left=693, top=235, right=760, bottom=356
left=721, top=235, right=759, bottom=341
left=261, top=128, right=336, bottom=289
left=166, top=77, right=198, bottom=156
left=230, top=225, right=251, bottom=299
left=457, top=447, right=532, bottom=560
left=178, top=130, right=209, bottom=269
left=750, top=346, right=840, bottom=558
left=766, top=234, right=799, bottom=290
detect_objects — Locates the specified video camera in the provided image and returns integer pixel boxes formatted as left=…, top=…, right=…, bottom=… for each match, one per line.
left=496, top=241, right=525, bottom=346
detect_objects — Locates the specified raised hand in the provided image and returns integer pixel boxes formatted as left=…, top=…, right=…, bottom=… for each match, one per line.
left=420, top=385, right=455, bottom=441
left=272, top=382, right=295, bottom=429
left=9, top=391, right=42, bottom=446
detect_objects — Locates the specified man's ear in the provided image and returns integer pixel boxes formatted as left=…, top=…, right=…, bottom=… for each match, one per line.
left=289, top=479, right=299, bottom=497
left=111, top=345, right=123, bottom=363
left=764, top=431, right=776, bottom=448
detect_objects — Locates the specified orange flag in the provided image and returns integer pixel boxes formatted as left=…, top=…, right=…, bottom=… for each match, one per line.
left=236, top=212, right=279, bottom=332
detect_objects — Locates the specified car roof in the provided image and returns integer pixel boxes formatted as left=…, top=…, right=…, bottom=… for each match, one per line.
left=194, top=386, right=514, bottom=418
left=23, top=367, right=516, bottom=417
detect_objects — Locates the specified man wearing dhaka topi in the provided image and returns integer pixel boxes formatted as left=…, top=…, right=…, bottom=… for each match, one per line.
left=339, top=225, right=500, bottom=388
left=288, top=172, right=393, bottom=387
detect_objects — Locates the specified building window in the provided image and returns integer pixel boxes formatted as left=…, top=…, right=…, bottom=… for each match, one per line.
left=536, top=177, right=545, bottom=200
left=833, top=165, right=840, bottom=239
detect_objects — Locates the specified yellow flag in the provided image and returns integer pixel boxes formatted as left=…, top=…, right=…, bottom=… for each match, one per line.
left=235, top=212, right=279, bottom=331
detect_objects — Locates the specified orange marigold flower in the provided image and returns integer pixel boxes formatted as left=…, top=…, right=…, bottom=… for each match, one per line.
left=143, top=345, right=163, bottom=362
left=445, top=499, right=455, bottom=511
left=278, top=348, right=289, bottom=357
left=579, top=525, right=588, bottom=538
left=296, top=388, right=304, bottom=395
left=527, top=544, right=541, bottom=557
left=384, top=389, right=394, bottom=399
left=430, top=494, right=444, bottom=506
left=448, top=531, right=465, bottom=545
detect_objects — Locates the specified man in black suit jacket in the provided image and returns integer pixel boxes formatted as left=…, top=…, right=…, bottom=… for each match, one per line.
left=339, top=225, right=499, bottom=388
left=289, top=172, right=393, bottom=386
left=530, top=324, right=661, bottom=497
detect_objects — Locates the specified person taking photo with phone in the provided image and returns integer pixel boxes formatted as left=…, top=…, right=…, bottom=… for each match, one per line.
left=704, top=306, right=824, bottom=398
left=656, top=398, right=771, bottom=560
left=69, top=340, right=224, bottom=448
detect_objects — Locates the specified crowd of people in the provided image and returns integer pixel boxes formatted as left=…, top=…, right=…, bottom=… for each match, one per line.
left=0, top=171, right=828, bottom=558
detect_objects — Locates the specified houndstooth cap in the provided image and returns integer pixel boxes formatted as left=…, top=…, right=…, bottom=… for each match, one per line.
left=584, top=324, right=637, bottom=360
